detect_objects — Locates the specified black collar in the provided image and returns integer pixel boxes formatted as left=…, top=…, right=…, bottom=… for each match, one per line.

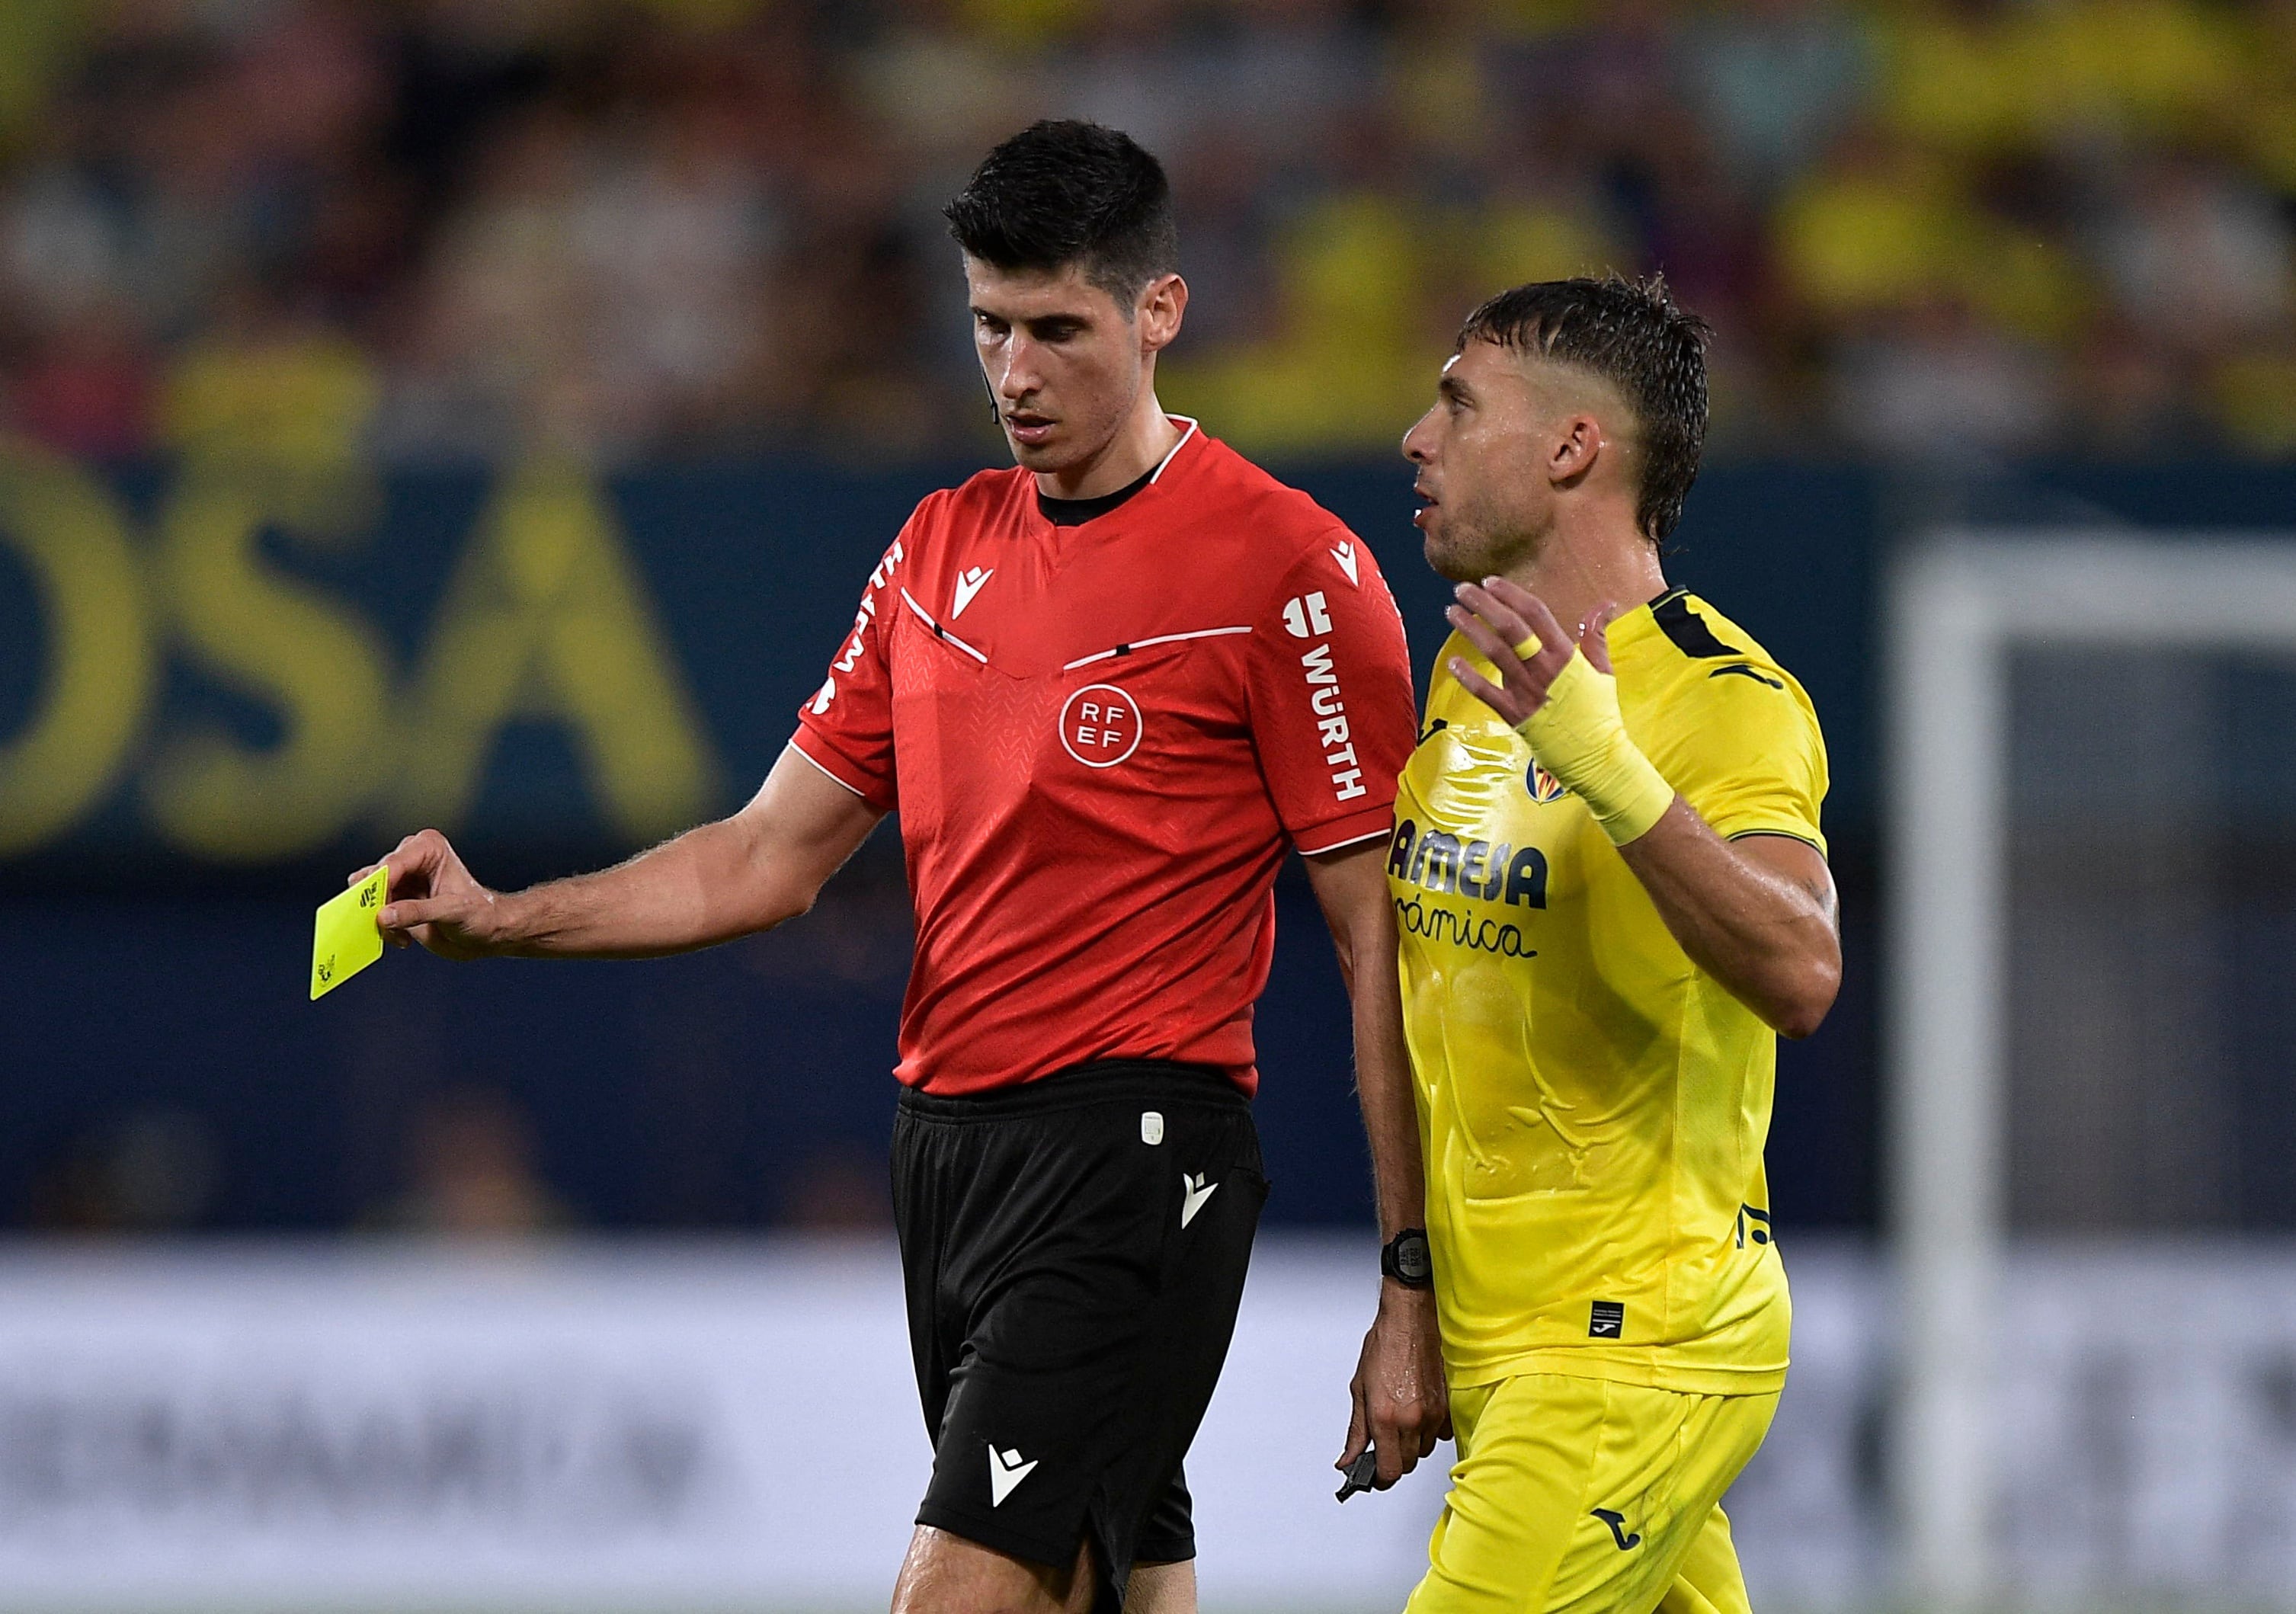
left=1038, top=464, right=1156, bottom=527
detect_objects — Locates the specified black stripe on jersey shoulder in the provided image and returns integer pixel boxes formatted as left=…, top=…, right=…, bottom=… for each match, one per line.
left=1709, top=663, right=1785, bottom=689
left=1651, top=589, right=1744, bottom=659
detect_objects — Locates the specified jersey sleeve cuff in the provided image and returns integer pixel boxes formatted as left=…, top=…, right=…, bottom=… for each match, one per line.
left=790, top=724, right=897, bottom=812
left=1292, top=802, right=1397, bottom=857
left=1715, top=814, right=1827, bottom=858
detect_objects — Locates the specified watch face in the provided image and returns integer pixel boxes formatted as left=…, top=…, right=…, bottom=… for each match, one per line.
left=1387, top=1232, right=1432, bottom=1285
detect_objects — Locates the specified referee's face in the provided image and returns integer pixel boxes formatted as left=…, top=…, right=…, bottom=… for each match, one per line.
left=966, top=257, right=1179, bottom=479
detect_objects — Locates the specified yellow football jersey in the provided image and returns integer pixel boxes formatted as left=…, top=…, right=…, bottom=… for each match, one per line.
left=1389, top=588, right=1827, bottom=1395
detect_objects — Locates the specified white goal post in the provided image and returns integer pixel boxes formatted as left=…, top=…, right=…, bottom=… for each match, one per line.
left=1886, top=533, right=2296, bottom=1606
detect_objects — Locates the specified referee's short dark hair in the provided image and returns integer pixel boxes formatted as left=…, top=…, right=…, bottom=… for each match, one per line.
left=1459, top=275, right=1712, bottom=545
left=945, top=120, right=1179, bottom=309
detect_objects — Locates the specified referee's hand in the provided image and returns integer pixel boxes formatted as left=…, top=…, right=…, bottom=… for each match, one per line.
left=354, top=828, right=504, bottom=960
left=1337, top=1283, right=1449, bottom=1491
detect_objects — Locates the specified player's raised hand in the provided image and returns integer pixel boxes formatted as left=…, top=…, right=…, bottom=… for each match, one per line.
left=349, top=828, right=502, bottom=960
left=1445, top=577, right=1619, bottom=729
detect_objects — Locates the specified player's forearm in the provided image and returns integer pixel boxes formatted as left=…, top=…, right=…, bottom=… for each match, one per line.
left=1617, top=802, right=1841, bottom=1038
left=495, top=816, right=801, bottom=959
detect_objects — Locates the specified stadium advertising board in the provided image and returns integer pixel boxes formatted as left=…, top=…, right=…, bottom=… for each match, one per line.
left=0, top=1241, right=2290, bottom=1609
left=8, top=449, right=2292, bottom=886
left=0, top=444, right=1023, bottom=884
left=0, top=1240, right=1443, bottom=1611
left=0, top=447, right=735, bottom=873
left=0, top=448, right=1894, bottom=886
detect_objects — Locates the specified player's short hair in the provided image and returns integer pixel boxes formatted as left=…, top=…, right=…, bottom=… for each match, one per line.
left=1459, top=274, right=1712, bottom=545
left=944, top=120, right=1179, bottom=309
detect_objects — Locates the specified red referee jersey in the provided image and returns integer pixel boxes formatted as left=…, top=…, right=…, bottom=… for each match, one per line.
left=792, top=421, right=1417, bottom=1096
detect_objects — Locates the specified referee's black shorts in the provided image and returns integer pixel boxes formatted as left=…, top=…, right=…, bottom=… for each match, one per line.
left=891, top=1059, right=1267, bottom=1609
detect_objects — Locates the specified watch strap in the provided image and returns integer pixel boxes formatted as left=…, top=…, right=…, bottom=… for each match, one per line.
left=1380, top=1228, right=1433, bottom=1289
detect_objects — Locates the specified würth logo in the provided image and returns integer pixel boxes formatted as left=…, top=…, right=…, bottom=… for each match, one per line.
left=1282, top=591, right=1334, bottom=639
left=1300, top=643, right=1366, bottom=802
left=1060, top=684, right=1142, bottom=768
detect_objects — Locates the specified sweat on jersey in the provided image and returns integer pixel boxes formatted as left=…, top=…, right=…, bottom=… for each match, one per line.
left=792, top=421, right=1417, bottom=1097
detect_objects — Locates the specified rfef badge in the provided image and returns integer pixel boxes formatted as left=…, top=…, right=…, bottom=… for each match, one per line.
left=311, top=867, right=389, bottom=1001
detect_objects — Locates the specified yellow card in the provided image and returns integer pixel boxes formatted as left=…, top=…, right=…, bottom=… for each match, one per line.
left=311, top=866, right=389, bottom=1001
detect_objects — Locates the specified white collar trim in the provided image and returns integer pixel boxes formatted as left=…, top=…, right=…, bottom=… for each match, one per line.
left=1148, top=416, right=1200, bottom=484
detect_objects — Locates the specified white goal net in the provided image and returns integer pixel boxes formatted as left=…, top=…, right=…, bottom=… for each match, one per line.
left=1885, top=534, right=2296, bottom=1609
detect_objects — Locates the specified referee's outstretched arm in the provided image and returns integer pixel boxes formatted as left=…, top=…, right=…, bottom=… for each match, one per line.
left=353, top=745, right=885, bottom=962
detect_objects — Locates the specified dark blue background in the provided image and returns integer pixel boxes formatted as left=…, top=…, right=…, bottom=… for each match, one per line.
left=4, top=458, right=2288, bottom=1232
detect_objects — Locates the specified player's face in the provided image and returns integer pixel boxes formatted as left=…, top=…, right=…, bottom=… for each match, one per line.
left=966, top=258, right=1161, bottom=475
left=1401, top=341, right=1555, bottom=583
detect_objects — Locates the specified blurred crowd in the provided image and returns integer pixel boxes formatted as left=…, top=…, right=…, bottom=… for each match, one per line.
left=4, top=0, right=2295, bottom=466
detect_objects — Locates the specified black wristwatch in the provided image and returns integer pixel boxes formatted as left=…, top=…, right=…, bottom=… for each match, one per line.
left=1380, top=1228, right=1433, bottom=1289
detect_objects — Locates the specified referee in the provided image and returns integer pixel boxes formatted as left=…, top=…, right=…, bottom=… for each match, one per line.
left=360, top=122, right=1446, bottom=1614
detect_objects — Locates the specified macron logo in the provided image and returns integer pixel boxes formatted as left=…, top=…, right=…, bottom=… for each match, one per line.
left=1181, top=1172, right=1218, bottom=1228
left=952, top=566, right=994, bottom=620
left=988, top=1446, right=1038, bottom=1507
left=1331, top=540, right=1359, bottom=585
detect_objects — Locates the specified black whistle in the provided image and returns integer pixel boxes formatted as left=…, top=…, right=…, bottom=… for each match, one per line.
left=1335, top=1447, right=1379, bottom=1501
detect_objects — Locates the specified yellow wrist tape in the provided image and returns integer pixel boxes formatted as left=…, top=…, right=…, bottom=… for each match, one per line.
left=1513, top=651, right=1674, bottom=845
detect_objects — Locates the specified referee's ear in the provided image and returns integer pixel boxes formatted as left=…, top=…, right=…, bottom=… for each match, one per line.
left=1138, top=273, right=1188, bottom=356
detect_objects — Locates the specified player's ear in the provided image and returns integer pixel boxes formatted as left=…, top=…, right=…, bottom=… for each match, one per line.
left=1138, top=273, right=1186, bottom=354
left=1548, top=412, right=1603, bottom=488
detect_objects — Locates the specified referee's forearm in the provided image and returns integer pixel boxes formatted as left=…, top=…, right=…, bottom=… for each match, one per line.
left=1355, top=977, right=1428, bottom=1239
left=1342, top=905, right=1427, bottom=1237
left=495, top=818, right=786, bottom=959
left=1305, top=841, right=1430, bottom=1238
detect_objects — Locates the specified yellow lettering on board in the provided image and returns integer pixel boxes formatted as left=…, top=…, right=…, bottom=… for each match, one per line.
left=0, top=440, right=155, bottom=856
left=140, top=464, right=394, bottom=860
left=389, top=456, right=719, bottom=843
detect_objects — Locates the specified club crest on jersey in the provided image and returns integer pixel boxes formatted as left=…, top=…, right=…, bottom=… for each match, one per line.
left=1527, top=757, right=1569, bottom=803
left=1060, top=684, right=1143, bottom=768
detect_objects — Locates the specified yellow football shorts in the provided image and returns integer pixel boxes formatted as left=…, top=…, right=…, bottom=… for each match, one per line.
left=1404, top=1372, right=1780, bottom=1614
